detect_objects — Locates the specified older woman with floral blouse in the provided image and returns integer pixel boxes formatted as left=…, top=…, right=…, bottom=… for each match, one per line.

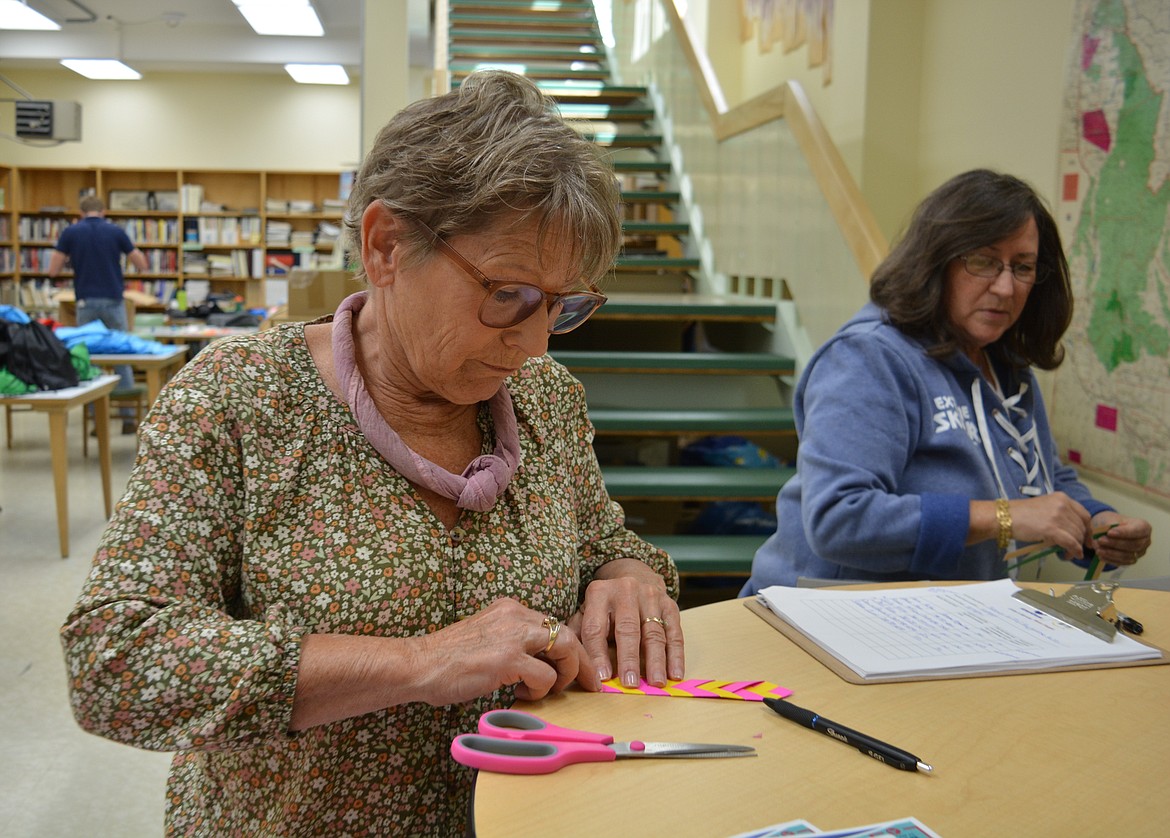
left=61, top=71, right=683, bottom=836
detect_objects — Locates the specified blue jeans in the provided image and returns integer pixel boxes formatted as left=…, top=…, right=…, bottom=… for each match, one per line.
left=77, top=297, right=134, bottom=418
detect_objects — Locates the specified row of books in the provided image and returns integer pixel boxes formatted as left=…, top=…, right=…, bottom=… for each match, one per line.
left=182, top=216, right=265, bottom=246
left=18, top=247, right=57, bottom=272
left=265, top=197, right=347, bottom=214
left=183, top=248, right=265, bottom=279
left=124, top=278, right=179, bottom=302
left=265, top=219, right=340, bottom=249
left=7, top=277, right=60, bottom=310
left=17, top=217, right=68, bottom=242
left=118, top=217, right=181, bottom=244
left=126, top=249, right=180, bottom=274
left=180, top=183, right=205, bottom=213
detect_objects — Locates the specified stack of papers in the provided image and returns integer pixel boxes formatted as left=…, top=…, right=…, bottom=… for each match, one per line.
left=755, top=579, right=1161, bottom=681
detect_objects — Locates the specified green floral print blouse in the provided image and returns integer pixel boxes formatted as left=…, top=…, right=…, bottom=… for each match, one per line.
left=61, top=322, right=677, bottom=837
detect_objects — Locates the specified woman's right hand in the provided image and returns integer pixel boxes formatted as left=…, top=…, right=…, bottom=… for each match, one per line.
left=414, top=598, right=601, bottom=705
left=290, top=598, right=600, bottom=731
left=1006, top=492, right=1093, bottom=558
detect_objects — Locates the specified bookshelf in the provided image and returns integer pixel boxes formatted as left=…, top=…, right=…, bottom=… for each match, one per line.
left=0, top=166, right=13, bottom=282
left=0, top=165, right=350, bottom=312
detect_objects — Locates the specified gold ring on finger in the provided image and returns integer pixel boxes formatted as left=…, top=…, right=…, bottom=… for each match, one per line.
left=542, top=615, right=560, bottom=653
left=642, top=616, right=667, bottom=629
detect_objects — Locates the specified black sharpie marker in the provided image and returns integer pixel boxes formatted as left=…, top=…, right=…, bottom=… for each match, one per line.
left=764, top=697, right=934, bottom=773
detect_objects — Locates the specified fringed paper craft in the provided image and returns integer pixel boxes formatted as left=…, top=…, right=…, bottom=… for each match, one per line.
left=599, top=678, right=793, bottom=701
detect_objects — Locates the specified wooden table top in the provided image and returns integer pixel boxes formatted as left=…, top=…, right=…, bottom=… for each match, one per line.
left=472, top=582, right=1170, bottom=837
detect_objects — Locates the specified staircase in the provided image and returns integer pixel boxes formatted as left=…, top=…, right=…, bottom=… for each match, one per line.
left=444, top=0, right=796, bottom=593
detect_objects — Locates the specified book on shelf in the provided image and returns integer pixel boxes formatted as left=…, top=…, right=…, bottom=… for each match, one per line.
left=749, top=578, right=1167, bottom=683
left=265, top=252, right=295, bottom=276
left=316, top=220, right=340, bottom=245
left=265, top=220, right=293, bottom=247
left=180, top=184, right=204, bottom=213
left=182, top=252, right=209, bottom=275
left=290, top=230, right=316, bottom=250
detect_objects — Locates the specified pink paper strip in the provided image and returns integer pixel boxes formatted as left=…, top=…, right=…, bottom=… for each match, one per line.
left=599, top=677, right=792, bottom=701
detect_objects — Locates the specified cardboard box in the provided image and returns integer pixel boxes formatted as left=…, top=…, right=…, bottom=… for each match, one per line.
left=286, top=269, right=360, bottom=319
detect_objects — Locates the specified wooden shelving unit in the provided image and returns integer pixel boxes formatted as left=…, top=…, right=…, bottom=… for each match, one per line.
left=0, top=165, right=349, bottom=311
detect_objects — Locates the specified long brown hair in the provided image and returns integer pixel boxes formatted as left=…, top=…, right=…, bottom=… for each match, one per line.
left=869, top=169, right=1072, bottom=369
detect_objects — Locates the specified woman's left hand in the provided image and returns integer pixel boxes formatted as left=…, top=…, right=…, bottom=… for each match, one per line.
left=569, top=559, right=685, bottom=690
left=1090, top=512, right=1153, bottom=566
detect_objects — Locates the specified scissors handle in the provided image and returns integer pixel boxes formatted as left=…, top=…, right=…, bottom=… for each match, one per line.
left=478, top=709, right=613, bottom=745
left=451, top=734, right=616, bottom=775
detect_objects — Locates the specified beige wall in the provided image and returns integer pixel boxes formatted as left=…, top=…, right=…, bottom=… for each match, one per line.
left=0, top=69, right=363, bottom=171
left=692, top=0, right=1076, bottom=239
left=916, top=0, right=1075, bottom=208
left=677, top=0, right=1168, bottom=578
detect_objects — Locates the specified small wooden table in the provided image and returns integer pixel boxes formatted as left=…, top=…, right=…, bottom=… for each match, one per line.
left=135, top=325, right=259, bottom=345
left=90, top=345, right=188, bottom=405
left=1, top=375, right=119, bottom=557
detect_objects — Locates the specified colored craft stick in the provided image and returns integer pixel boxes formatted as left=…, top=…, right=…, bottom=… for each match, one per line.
left=1003, top=524, right=1118, bottom=575
left=599, top=677, right=793, bottom=701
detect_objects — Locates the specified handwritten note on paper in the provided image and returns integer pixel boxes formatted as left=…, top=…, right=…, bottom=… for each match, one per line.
left=756, top=578, right=1160, bottom=679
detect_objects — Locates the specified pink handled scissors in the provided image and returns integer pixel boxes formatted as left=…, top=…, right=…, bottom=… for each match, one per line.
left=450, top=709, right=755, bottom=775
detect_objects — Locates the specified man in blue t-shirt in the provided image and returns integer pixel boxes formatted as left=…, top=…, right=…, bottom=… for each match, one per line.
left=49, top=195, right=150, bottom=433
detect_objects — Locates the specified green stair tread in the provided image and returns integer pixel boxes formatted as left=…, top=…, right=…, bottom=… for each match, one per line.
left=450, top=28, right=602, bottom=45
left=451, top=1, right=596, bottom=11
left=623, top=221, right=690, bottom=235
left=537, top=84, right=648, bottom=104
left=620, top=190, right=682, bottom=203
left=590, top=407, right=794, bottom=433
left=595, top=294, right=774, bottom=320
left=451, top=46, right=607, bottom=61
left=643, top=534, right=767, bottom=574
left=451, top=65, right=609, bottom=81
left=560, top=105, right=655, bottom=121
left=552, top=350, right=794, bottom=375
left=450, top=14, right=598, bottom=28
left=613, top=160, right=671, bottom=174
left=601, top=465, right=794, bottom=499
left=615, top=257, right=701, bottom=270
left=579, top=133, right=662, bottom=147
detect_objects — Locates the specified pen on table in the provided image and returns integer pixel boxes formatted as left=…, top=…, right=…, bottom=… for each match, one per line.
left=763, top=697, right=934, bottom=774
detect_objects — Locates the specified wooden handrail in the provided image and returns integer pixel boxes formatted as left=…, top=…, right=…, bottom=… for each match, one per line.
left=660, top=0, right=888, bottom=278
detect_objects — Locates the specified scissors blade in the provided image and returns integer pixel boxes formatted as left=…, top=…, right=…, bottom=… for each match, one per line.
left=610, top=741, right=756, bottom=759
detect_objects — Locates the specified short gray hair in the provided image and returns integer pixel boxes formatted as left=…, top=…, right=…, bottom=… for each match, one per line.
left=343, top=71, right=622, bottom=285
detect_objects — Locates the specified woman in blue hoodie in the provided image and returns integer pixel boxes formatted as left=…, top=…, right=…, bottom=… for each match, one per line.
left=743, top=169, right=1151, bottom=592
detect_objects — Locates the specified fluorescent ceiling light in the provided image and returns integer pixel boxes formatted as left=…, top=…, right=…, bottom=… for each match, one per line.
left=0, top=0, right=61, bottom=30
left=233, top=1, right=324, bottom=37
left=61, top=59, right=143, bottom=80
left=285, top=63, right=349, bottom=85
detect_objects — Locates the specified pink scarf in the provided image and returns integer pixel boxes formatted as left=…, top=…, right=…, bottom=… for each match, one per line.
left=330, top=291, right=521, bottom=512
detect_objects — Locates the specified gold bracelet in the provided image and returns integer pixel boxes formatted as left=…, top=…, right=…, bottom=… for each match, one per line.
left=995, top=499, right=1013, bottom=550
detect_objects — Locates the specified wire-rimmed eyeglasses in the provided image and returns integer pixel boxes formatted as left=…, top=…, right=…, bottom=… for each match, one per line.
left=415, top=219, right=608, bottom=334
left=956, top=253, right=1044, bottom=286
